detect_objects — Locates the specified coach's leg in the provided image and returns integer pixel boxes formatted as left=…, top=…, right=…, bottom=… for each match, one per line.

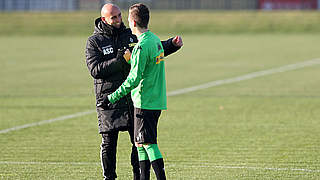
left=129, top=126, right=141, bottom=180
left=101, top=131, right=119, bottom=180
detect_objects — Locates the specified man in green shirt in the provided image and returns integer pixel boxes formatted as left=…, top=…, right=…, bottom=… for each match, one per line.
left=105, top=3, right=182, bottom=180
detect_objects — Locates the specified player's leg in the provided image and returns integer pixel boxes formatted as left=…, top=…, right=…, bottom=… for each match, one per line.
left=137, top=145, right=151, bottom=180
left=101, top=131, right=119, bottom=180
left=134, top=108, right=166, bottom=180
left=143, top=110, right=166, bottom=180
left=144, top=144, right=166, bottom=180
left=136, top=143, right=165, bottom=180
left=134, top=108, right=151, bottom=180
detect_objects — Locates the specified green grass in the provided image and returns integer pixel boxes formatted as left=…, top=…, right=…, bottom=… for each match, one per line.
left=1, top=34, right=320, bottom=179
left=1, top=11, right=320, bottom=36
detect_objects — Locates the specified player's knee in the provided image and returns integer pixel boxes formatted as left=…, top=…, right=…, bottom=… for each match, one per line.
left=135, top=142, right=150, bottom=148
left=135, top=142, right=143, bottom=147
left=142, top=143, right=150, bottom=148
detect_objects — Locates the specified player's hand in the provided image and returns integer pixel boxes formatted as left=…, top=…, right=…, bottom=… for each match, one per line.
left=123, top=49, right=131, bottom=62
left=172, top=36, right=183, bottom=47
left=117, top=47, right=131, bottom=63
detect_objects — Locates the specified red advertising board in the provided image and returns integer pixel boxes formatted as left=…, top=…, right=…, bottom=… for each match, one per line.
left=259, top=0, right=318, bottom=9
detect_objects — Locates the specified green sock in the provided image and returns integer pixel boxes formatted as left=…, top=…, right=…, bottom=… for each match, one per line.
left=137, top=146, right=149, bottom=161
left=144, top=144, right=163, bottom=162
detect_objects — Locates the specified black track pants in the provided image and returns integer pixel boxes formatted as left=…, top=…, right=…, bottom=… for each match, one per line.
left=101, top=128, right=140, bottom=180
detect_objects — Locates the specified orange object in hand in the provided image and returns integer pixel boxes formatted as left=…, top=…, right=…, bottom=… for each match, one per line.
left=123, top=49, right=131, bottom=62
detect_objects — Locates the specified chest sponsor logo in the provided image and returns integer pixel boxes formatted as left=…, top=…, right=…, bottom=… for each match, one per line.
left=102, top=45, right=114, bottom=55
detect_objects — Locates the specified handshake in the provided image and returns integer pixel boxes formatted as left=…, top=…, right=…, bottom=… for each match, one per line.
left=117, top=47, right=131, bottom=63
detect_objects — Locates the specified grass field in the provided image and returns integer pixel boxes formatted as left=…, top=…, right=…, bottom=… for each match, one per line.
left=1, top=10, right=320, bottom=180
left=1, top=11, right=320, bottom=35
left=1, top=33, right=320, bottom=179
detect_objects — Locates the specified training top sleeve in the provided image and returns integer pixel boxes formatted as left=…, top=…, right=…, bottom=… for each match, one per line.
left=107, top=45, right=147, bottom=104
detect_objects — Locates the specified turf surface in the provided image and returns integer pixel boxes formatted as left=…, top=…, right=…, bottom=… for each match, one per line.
left=1, top=11, right=320, bottom=35
left=1, top=34, right=320, bottom=179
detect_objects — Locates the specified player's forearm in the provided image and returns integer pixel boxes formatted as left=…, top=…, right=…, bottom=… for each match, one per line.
left=108, top=43, right=147, bottom=104
left=107, top=73, right=141, bottom=104
left=161, top=38, right=181, bottom=57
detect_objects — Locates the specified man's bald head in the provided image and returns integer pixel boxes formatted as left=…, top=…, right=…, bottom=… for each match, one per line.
left=101, top=3, right=122, bottom=28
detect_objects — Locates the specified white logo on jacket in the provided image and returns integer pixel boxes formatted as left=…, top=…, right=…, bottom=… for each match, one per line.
left=102, top=45, right=114, bottom=55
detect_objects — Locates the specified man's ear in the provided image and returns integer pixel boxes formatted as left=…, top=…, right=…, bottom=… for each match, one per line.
left=133, top=20, right=137, bottom=27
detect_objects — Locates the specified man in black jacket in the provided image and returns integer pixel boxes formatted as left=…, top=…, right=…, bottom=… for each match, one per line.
left=85, top=3, right=182, bottom=180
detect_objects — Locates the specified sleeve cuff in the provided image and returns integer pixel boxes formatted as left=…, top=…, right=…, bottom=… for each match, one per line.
left=107, top=95, right=114, bottom=104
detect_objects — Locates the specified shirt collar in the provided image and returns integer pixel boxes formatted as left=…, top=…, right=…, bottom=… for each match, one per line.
left=138, top=30, right=150, bottom=41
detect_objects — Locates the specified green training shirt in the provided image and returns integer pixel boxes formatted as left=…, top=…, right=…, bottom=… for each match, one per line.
left=108, top=30, right=167, bottom=110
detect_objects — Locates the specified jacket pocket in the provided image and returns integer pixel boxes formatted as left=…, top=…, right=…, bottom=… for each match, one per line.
left=95, top=81, right=128, bottom=109
left=95, top=81, right=113, bottom=96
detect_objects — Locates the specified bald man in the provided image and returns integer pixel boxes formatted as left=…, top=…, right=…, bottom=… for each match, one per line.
left=85, top=3, right=182, bottom=180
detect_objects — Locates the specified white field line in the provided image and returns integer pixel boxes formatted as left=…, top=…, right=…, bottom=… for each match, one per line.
left=1, top=58, right=320, bottom=134
left=170, top=164, right=320, bottom=173
left=0, top=110, right=95, bottom=134
left=167, top=58, right=320, bottom=96
left=0, top=161, right=99, bottom=165
left=0, top=161, right=319, bottom=173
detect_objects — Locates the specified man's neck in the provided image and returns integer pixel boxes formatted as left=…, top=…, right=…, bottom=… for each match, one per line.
left=134, top=28, right=148, bottom=37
